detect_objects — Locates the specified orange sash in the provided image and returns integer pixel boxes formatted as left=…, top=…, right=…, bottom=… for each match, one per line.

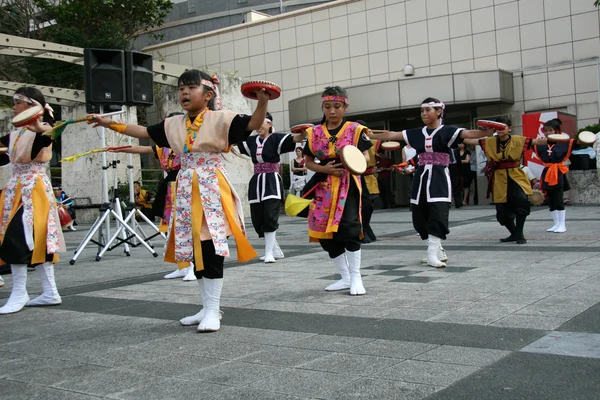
left=543, top=163, right=569, bottom=186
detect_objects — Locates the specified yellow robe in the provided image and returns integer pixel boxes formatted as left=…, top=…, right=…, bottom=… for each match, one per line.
left=481, top=135, right=532, bottom=203
left=363, top=140, right=380, bottom=195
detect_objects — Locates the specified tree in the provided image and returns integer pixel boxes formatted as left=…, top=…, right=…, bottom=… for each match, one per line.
left=596, top=0, right=600, bottom=7
left=34, top=0, right=173, bottom=49
left=0, top=0, right=173, bottom=89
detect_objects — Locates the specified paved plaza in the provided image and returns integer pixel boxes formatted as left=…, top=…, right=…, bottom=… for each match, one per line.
left=1, top=205, right=600, bottom=399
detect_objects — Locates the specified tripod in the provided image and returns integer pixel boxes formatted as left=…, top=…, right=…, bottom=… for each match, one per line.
left=69, top=106, right=158, bottom=264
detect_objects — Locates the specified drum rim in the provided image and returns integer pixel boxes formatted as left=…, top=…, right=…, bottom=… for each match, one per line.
left=476, top=119, right=508, bottom=129
left=241, top=81, right=281, bottom=100
left=341, top=145, right=367, bottom=174
left=578, top=131, right=597, bottom=143
left=547, top=133, right=571, bottom=142
left=381, top=141, right=401, bottom=149
left=11, top=104, right=44, bottom=126
left=290, top=123, right=314, bottom=132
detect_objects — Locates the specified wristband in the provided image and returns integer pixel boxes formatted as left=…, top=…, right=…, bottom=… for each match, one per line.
left=109, top=123, right=127, bottom=134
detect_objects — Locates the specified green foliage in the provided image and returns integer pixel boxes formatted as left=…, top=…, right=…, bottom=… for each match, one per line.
left=577, top=123, right=600, bottom=134
left=141, top=169, right=164, bottom=186
left=34, top=0, right=173, bottom=49
left=595, top=0, right=600, bottom=7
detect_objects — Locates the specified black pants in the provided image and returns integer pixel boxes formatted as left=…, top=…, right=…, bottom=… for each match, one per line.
left=193, top=240, right=225, bottom=279
left=250, top=199, right=281, bottom=237
left=547, top=188, right=564, bottom=211
left=495, top=178, right=531, bottom=227
left=449, top=164, right=462, bottom=208
left=361, top=179, right=376, bottom=240
left=319, top=179, right=362, bottom=258
left=378, top=176, right=393, bottom=208
left=411, top=194, right=450, bottom=241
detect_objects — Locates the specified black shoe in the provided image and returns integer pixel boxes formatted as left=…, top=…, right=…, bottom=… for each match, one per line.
left=500, top=235, right=517, bottom=242
left=361, top=236, right=372, bottom=244
left=516, top=238, right=527, bottom=244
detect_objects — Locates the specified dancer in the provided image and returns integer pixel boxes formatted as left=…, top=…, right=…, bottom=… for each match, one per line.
left=0, top=87, right=65, bottom=314
left=304, top=86, right=372, bottom=295
left=53, top=186, right=77, bottom=231
left=356, top=120, right=379, bottom=243
left=534, top=118, right=573, bottom=233
left=458, top=143, right=472, bottom=205
left=369, top=98, right=493, bottom=267
left=236, top=112, right=305, bottom=263
left=290, top=147, right=307, bottom=196
left=89, top=70, right=270, bottom=332
left=107, top=141, right=196, bottom=281
left=464, top=118, right=547, bottom=244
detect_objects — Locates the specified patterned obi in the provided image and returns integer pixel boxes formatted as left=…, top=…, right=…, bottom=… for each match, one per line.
left=13, top=162, right=47, bottom=175
left=254, top=162, right=279, bottom=174
left=418, top=152, right=450, bottom=167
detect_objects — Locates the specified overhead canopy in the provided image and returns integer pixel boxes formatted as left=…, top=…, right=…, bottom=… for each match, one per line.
left=289, top=69, right=514, bottom=125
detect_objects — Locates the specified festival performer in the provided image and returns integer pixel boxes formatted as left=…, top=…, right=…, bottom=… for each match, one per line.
left=369, top=98, right=493, bottom=267
left=89, top=70, right=270, bottom=332
left=107, top=141, right=196, bottom=281
left=463, top=118, right=548, bottom=244
left=356, top=120, right=379, bottom=243
left=290, top=147, right=307, bottom=196
left=236, top=112, right=305, bottom=263
left=0, top=87, right=65, bottom=314
left=534, top=118, right=573, bottom=233
left=303, top=86, right=372, bottom=295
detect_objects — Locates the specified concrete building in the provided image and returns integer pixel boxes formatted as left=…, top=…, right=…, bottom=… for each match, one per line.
left=143, top=0, right=600, bottom=204
left=136, top=0, right=337, bottom=48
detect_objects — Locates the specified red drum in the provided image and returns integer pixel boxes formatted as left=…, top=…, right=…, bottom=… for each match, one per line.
left=290, top=123, right=314, bottom=133
left=381, top=141, right=401, bottom=151
left=58, top=206, right=72, bottom=228
left=12, top=104, right=44, bottom=127
left=241, top=80, right=281, bottom=100
left=476, top=119, right=508, bottom=131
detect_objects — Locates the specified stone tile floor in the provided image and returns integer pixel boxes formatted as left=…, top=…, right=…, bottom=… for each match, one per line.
left=1, top=205, right=600, bottom=399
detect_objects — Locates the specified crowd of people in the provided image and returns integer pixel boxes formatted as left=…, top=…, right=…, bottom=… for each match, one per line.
left=0, top=72, right=583, bottom=334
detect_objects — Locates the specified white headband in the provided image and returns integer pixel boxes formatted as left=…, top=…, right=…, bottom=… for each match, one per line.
left=421, top=101, right=445, bottom=109
left=13, top=93, right=54, bottom=119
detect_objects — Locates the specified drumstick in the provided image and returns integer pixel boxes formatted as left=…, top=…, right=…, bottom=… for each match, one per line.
left=370, top=129, right=390, bottom=133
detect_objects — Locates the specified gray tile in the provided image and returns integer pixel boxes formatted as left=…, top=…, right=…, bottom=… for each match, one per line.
left=364, top=265, right=410, bottom=270
left=182, top=361, right=282, bottom=386
left=112, top=377, right=228, bottom=400
left=298, top=352, right=400, bottom=376
left=521, top=331, right=600, bottom=359
left=53, top=369, right=157, bottom=397
left=376, top=270, right=419, bottom=276
left=247, top=368, right=348, bottom=397
left=348, top=339, right=438, bottom=359
left=208, top=387, right=310, bottom=400
left=378, top=360, right=479, bottom=386
left=413, top=345, right=511, bottom=366
left=7, top=359, right=108, bottom=386
left=210, top=325, right=315, bottom=346
left=491, top=314, right=572, bottom=330
left=287, top=334, right=374, bottom=352
left=390, top=277, right=443, bottom=283
left=122, top=353, right=225, bottom=377
left=238, top=347, right=329, bottom=367
left=0, top=379, right=98, bottom=400
left=324, top=378, right=442, bottom=400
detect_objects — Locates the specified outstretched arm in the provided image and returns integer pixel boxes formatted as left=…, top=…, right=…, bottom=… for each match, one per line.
left=368, top=130, right=405, bottom=142
left=88, top=115, right=150, bottom=139
left=247, top=89, right=270, bottom=131
left=108, top=145, right=154, bottom=154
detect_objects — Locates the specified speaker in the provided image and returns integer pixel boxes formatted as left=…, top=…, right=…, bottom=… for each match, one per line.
left=84, top=49, right=126, bottom=105
left=125, top=51, right=154, bottom=106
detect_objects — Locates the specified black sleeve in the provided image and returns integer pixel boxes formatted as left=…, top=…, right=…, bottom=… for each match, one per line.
left=357, top=129, right=373, bottom=152
left=303, top=144, right=315, bottom=158
left=0, top=135, right=9, bottom=147
left=278, top=133, right=296, bottom=154
left=146, top=121, right=170, bottom=148
left=236, top=139, right=249, bottom=156
left=31, top=132, right=53, bottom=160
left=228, top=115, right=253, bottom=144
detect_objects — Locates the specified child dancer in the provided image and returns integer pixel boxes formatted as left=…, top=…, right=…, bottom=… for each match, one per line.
left=236, top=112, right=305, bottom=263
left=90, top=70, right=270, bottom=332
left=534, top=118, right=573, bottom=233
left=0, top=87, right=65, bottom=314
left=464, top=118, right=547, bottom=244
left=107, top=141, right=196, bottom=281
left=369, top=98, right=493, bottom=267
left=304, top=86, right=372, bottom=295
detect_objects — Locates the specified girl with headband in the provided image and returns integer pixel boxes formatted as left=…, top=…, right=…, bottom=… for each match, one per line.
left=107, top=112, right=197, bottom=282
left=0, top=87, right=64, bottom=314
left=463, top=117, right=548, bottom=244
left=369, top=98, right=494, bottom=267
left=89, top=70, right=271, bottom=333
left=303, top=86, right=372, bottom=295
left=235, top=112, right=306, bottom=263
left=534, top=118, right=573, bottom=233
